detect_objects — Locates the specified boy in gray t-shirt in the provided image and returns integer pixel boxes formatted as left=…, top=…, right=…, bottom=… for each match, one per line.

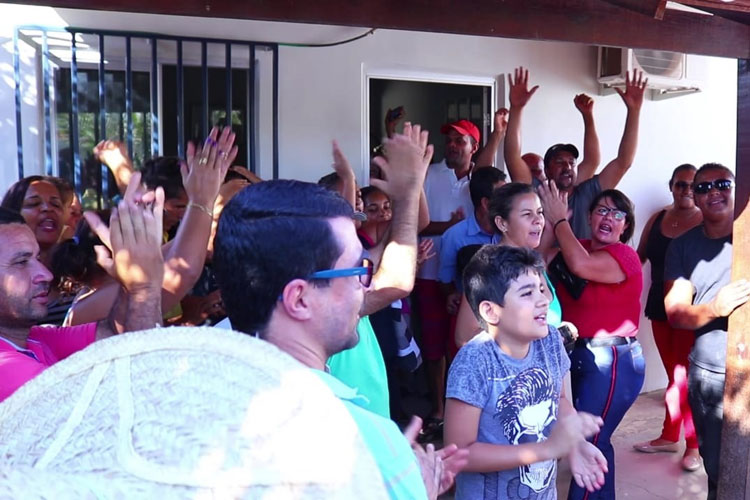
left=445, top=246, right=607, bottom=500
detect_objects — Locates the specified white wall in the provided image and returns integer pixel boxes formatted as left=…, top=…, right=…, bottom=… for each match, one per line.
left=0, top=4, right=739, bottom=392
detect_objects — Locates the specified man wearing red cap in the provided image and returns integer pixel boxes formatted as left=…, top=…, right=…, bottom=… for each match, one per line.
left=415, top=118, right=483, bottom=433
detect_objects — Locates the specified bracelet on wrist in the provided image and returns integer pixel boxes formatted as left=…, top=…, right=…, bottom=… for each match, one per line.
left=187, top=201, right=213, bottom=218
left=553, top=218, right=568, bottom=231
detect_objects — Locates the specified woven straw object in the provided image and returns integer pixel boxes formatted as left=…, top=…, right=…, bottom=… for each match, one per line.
left=0, top=327, right=388, bottom=499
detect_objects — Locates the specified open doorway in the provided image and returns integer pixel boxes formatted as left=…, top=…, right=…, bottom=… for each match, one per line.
left=366, top=72, right=499, bottom=178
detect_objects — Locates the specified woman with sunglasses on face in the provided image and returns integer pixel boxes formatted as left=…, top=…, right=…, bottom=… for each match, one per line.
left=539, top=184, right=643, bottom=500
left=632, top=164, right=703, bottom=472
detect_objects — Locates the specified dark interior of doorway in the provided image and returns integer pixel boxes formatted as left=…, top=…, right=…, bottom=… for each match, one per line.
left=369, top=78, right=492, bottom=163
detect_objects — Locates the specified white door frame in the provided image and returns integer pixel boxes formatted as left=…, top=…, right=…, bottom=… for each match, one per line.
left=361, top=64, right=501, bottom=183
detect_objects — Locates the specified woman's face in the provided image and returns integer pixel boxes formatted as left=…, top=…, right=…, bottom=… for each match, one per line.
left=20, top=180, right=64, bottom=248
left=495, top=192, right=545, bottom=249
left=589, top=196, right=629, bottom=246
left=163, top=189, right=189, bottom=232
left=670, top=169, right=696, bottom=210
left=364, top=191, right=391, bottom=224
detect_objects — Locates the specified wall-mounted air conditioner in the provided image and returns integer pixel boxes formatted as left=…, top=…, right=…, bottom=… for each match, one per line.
left=597, top=47, right=700, bottom=99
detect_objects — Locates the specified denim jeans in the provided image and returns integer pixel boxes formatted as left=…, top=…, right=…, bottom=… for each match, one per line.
left=567, top=340, right=646, bottom=500
left=687, top=363, right=725, bottom=500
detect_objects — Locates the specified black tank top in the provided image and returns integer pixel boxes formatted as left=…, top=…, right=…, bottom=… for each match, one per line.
left=644, top=210, right=672, bottom=320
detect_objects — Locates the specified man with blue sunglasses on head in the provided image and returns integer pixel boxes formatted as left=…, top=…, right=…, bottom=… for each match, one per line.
left=664, top=163, right=750, bottom=500
left=213, top=124, right=468, bottom=499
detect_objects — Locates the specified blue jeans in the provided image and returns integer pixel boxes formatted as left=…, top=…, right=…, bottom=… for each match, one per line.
left=687, top=363, right=724, bottom=500
left=567, top=340, right=646, bottom=500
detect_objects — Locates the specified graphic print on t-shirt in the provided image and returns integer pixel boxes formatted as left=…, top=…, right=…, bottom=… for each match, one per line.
left=496, top=367, right=557, bottom=497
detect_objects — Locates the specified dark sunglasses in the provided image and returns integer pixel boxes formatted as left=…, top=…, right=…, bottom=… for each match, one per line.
left=307, top=258, right=374, bottom=287
left=673, top=181, right=693, bottom=191
left=693, top=179, right=733, bottom=195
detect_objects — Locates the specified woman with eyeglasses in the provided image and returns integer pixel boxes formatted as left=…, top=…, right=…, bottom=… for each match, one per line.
left=632, top=164, right=703, bottom=472
left=539, top=184, right=643, bottom=500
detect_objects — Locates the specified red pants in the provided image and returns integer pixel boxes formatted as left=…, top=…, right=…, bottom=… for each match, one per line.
left=651, top=320, right=698, bottom=449
left=414, top=279, right=457, bottom=361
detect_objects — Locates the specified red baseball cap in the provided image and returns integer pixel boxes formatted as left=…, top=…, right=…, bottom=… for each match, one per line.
left=440, top=119, right=480, bottom=143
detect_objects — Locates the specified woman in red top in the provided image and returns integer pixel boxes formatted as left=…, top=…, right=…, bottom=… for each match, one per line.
left=540, top=185, right=644, bottom=500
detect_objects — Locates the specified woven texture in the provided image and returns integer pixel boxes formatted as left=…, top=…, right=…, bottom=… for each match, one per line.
left=0, top=327, right=388, bottom=499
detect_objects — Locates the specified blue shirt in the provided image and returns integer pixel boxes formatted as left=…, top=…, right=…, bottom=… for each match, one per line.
left=447, top=328, right=570, bottom=499
left=314, top=370, right=428, bottom=500
left=438, top=212, right=501, bottom=290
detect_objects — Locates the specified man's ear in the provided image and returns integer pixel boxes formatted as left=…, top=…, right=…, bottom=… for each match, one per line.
left=279, top=278, right=314, bottom=321
left=478, top=300, right=501, bottom=326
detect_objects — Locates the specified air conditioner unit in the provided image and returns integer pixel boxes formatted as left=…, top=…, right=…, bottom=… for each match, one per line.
left=597, top=47, right=700, bottom=98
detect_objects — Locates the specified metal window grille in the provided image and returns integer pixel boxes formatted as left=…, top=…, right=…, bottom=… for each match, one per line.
left=13, top=26, right=279, bottom=208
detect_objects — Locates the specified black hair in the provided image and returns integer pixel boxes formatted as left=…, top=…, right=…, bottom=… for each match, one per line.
left=469, top=167, right=506, bottom=209
left=463, top=245, right=545, bottom=329
left=588, top=189, right=636, bottom=243
left=668, top=164, right=696, bottom=189
left=49, top=211, right=109, bottom=292
left=213, top=180, right=354, bottom=336
left=1, top=175, right=60, bottom=213
left=0, top=206, right=26, bottom=226
left=50, top=177, right=75, bottom=208
left=141, top=156, right=186, bottom=201
left=694, top=163, right=734, bottom=183
left=317, top=172, right=341, bottom=192
left=488, top=182, right=536, bottom=233
left=360, top=185, right=388, bottom=205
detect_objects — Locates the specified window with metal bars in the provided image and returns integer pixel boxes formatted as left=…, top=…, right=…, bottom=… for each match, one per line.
left=13, top=26, right=279, bottom=208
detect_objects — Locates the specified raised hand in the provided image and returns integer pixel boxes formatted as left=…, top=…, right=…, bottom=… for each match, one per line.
left=574, top=93, right=594, bottom=116
left=385, top=106, right=406, bottom=138
left=615, top=70, right=648, bottom=111
left=371, top=122, right=433, bottom=201
left=569, top=440, right=608, bottom=492
left=184, top=126, right=238, bottom=209
left=508, top=67, right=539, bottom=108
left=417, top=239, right=436, bottom=267
left=537, top=180, right=569, bottom=224
left=332, top=140, right=355, bottom=182
left=85, top=174, right=165, bottom=296
left=93, top=139, right=131, bottom=170
left=494, top=107, right=509, bottom=134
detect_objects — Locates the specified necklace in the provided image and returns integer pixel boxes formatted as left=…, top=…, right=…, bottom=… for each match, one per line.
left=670, top=209, right=700, bottom=229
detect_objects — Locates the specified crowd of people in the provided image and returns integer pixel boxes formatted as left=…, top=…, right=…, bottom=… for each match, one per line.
left=0, top=65, right=745, bottom=499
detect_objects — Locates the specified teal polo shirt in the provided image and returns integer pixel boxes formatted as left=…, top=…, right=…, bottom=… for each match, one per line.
left=314, top=370, right=427, bottom=500
left=327, top=316, right=390, bottom=418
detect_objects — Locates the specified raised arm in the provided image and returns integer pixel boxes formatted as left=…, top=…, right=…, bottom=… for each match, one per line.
left=573, top=94, right=600, bottom=185
left=159, top=126, right=237, bottom=309
left=504, top=67, right=539, bottom=184
left=67, top=128, right=236, bottom=325
left=88, top=186, right=166, bottom=338
left=331, top=140, right=357, bottom=209
left=474, top=108, right=508, bottom=168
left=93, top=140, right=135, bottom=196
left=597, top=70, right=647, bottom=190
left=538, top=182, right=625, bottom=283
left=361, top=122, right=432, bottom=316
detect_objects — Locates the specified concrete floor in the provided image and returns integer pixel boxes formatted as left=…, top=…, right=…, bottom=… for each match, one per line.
left=438, top=389, right=708, bottom=499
